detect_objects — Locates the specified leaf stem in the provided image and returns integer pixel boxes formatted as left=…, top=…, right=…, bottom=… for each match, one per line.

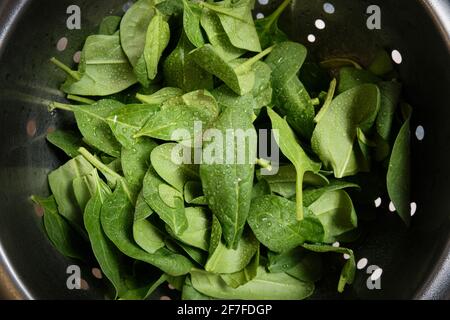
left=256, top=158, right=272, bottom=171
left=78, top=147, right=135, bottom=204
left=296, top=171, right=304, bottom=221
left=67, top=94, right=96, bottom=105
left=264, top=0, right=292, bottom=31
left=78, top=147, right=122, bottom=181
left=314, top=78, right=336, bottom=123
left=49, top=101, right=74, bottom=112
left=234, top=45, right=275, bottom=74
left=50, top=57, right=81, bottom=81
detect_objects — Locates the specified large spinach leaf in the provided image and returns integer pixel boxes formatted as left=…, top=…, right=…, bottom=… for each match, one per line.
left=311, top=84, right=380, bottom=178
left=200, top=106, right=257, bottom=248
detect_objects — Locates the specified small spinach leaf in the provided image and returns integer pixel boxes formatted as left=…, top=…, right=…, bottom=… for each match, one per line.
left=120, top=0, right=156, bottom=67
left=31, top=195, right=86, bottom=261
left=268, top=248, right=323, bottom=282
left=205, top=217, right=259, bottom=274
left=143, top=11, right=170, bottom=80
left=99, top=16, right=122, bottom=35
left=163, top=32, right=214, bottom=92
left=183, top=0, right=205, bottom=47
left=143, top=167, right=188, bottom=235
left=200, top=0, right=261, bottom=52
left=151, top=143, right=200, bottom=192
left=302, top=243, right=355, bottom=293
left=48, top=155, right=94, bottom=229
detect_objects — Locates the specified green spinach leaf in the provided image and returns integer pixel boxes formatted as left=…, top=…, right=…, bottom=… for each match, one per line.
left=248, top=195, right=324, bottom=252
left=311, top=84, right=380, bottom=178
left=387, top=103, right=412, bottom=226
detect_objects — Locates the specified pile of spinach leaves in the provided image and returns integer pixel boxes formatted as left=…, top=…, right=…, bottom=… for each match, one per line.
left=32, top=0, right=412, bottom=300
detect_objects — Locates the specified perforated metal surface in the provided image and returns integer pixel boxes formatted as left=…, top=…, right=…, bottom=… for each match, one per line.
left=0, top=0, right=449, bottom=299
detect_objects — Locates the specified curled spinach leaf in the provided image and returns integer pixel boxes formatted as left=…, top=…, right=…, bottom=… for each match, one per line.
left=387, top=103, right=412, bottom=226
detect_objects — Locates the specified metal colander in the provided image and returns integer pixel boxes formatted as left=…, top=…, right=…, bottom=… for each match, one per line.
left=0, top=0, right=449, bottom=299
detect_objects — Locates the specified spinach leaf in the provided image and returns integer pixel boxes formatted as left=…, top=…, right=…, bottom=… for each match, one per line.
left=133, top=202, right=165, bottom=254
left=143, top=167, right=188, bottom=235
left=374, top=81, right=402, bottom=160
left=257, top=165, right=328, bottom=199
left=107, top=104, right=160, bottom=149
left=46, top=130, right=85, bottom=158
left=156, top=0, right=184, bottom=16
left=48, top=155, right=94, bottom=229
left=200, top=8, right=246, bottom=62
left=311, top=84, right=380, bottom=178
left=163, top=32, right=214, bottom=92
left=320, top=57, right=362, bottom=70
left=120, top=0, right=156, bottom=67
left=302, top=243, right=355, bottom=293
left=337, top=67, right=379, bottom=94
left=303, top=180, right=360, bottom=207
left=143, top=10, right=170, bottom=80
left=220, top=246, right=259, bottom=288
left=265, top=42, right=315, bottom=139
left=267, top=108, right=321, bottom=220
left=251, top=179, right=271, bottom=200
left=200, top=106, right=257, bottom=248
left=387, top=103, right=412, bottom=226
left=172, top=240, right=208, bottom=266
left=182, top=276, right=214, bottom=300
left=167, top=207, right=210, bottom=251
left=369, top=49, right=394, bottom=76
left=183, top=0, right=205, bottom=48
left=121, top=138, right=158, bottom=190
left=184, top=181, right=208, bottom=205
left=248, top=195, right=324, bottom=252
left=72, top=169, right=100, bottom=212
left=255, top=0, right=291, bottom=49
left=83, top=172, right=129, bottom=298
left=190, top=266, right=314, bottom=300
left=199, top=0, right=261, bottom=52
left=99, top=16, right=122, bottom=35
left=189, top=45, right=273, bottom=96
left=136, top=90, right=219, bottom=142
left=151, top=143, right=200, bottom=192
left=31, top=195, right=86, bottom=261
left=50, top=100, right=124, bottom=157
left=268, top=248, right=323, bottom=282
left=52, top=34, right=137, bottom=96
left=205, top=216, right=259, bottom=274
left=136, top=87, right=184, bottom=104
left=308, top=190, right=358, bottom=243
left=101, top=183, right=194, bottom=276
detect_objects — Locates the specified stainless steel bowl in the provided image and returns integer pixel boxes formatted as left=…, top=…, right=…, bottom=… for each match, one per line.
left=0, top=0, right=449, bottom=299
